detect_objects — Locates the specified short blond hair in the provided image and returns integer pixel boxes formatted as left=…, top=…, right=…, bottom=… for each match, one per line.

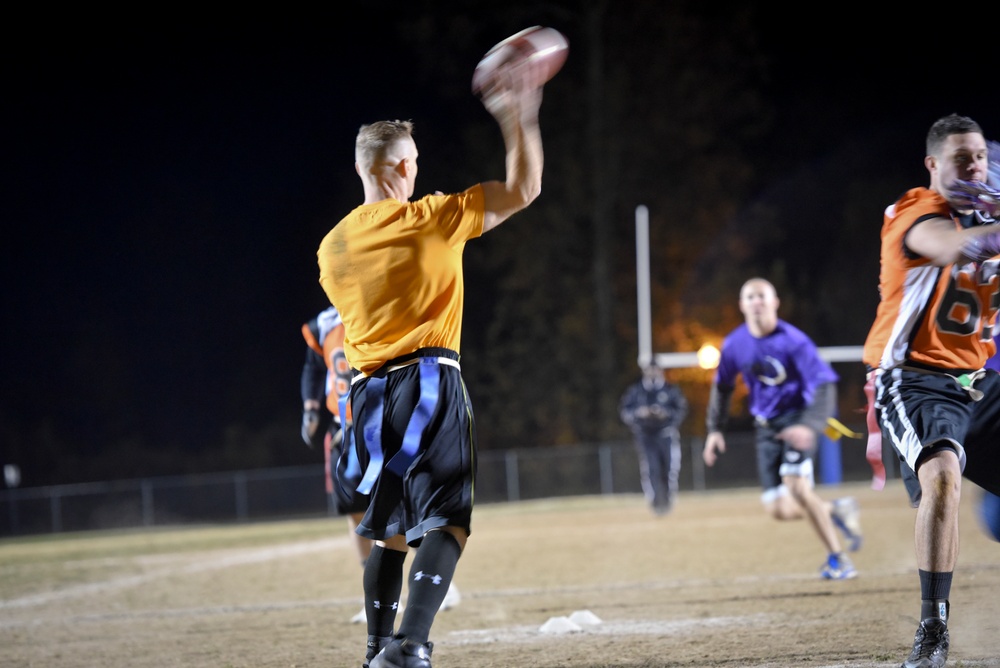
left=355, top=120, right=414, bottom=169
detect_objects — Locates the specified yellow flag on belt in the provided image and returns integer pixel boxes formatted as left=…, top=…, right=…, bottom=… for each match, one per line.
left=825, top=417, right=863, bottom=441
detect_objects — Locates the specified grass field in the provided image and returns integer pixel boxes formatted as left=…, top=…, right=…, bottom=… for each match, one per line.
left=1, top=481, right=999, bottom=667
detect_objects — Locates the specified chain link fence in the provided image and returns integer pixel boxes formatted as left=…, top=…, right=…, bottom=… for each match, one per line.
left=0, top=433, right=887, bottom=537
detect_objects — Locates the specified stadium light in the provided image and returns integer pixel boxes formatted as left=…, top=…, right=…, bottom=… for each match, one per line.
left=697, top=344, right=720, bottom=369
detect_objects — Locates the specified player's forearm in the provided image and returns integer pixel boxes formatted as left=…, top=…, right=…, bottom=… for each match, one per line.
left=800, top=382, right=836, bottom=432
left=480, top=86, right=544, bottom=232
left=705, top=384, right=733, bottom=433
left=301, top=374, right=324, bottom=404
left=502, top=117, right=543, bottom=210
left=909, top=217, right=1000, bottom=266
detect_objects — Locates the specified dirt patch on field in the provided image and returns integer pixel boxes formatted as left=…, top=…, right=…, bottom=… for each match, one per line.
left=2, top=482, right=999, bottom=667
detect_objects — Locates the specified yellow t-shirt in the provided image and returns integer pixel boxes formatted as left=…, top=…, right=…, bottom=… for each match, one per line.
left=317, top=185, right=485, bottom=374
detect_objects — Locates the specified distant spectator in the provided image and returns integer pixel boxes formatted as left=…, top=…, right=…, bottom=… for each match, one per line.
left=618, top=363, right=687, bottom=515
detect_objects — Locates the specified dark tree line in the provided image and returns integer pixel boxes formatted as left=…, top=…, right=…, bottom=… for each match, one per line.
left=5, top=2, right=933, bottom=486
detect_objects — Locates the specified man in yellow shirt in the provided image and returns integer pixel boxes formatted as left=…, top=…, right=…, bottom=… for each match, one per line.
left=318, top=74, right=545, bottom=668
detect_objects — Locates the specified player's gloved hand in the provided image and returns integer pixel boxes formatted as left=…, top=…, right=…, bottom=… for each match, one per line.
left=961, top=231, right=1000, bottom=263
left=988, top=140, right=1000, bottom=188
left=949, top=179, right=1000, bottom=218
left=301, top=408, right=321, bottom=448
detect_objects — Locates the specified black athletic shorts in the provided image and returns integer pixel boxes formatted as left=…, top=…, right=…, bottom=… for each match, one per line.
left=347, top=347, right=476, bottom=547
left=754, top=410, right=817, bottom=494
left=330, top=424, right=369, bottom=515
left=875, top=366, right=1000, bottom=504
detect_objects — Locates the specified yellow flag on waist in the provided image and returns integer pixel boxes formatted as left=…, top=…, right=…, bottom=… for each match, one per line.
left=825, top=417, right=863, bottom=441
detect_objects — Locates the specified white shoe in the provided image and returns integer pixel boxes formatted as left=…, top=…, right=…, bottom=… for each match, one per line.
left=350, top=606, right=366, bottom=624
left=819, top=552, right=858, bottom=580
left=439, top=583, right=461, bottom=611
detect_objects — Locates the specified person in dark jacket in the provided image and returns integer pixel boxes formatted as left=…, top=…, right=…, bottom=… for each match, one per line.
left=619, top=363, right=688, bottom=516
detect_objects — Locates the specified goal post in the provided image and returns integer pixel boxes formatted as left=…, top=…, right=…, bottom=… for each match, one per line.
left=636, top=204, right=865, bottom=369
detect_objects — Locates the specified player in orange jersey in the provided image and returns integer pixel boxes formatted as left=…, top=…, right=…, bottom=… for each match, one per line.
left=862, top=113, right=1000, bottom=668
left=301, top=306, right=462, bottom=628
left=301, top=306, right=372, bottom=621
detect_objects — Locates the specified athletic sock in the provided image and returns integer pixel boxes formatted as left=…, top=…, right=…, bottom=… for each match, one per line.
left=364, top=544, right=407, bottom=637
left=398, top=530, right=462, bottom=644
left=918, top=569, right=952, bottom=622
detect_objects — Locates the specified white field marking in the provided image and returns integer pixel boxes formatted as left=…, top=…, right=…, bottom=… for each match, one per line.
left=778, top=663, right=1000, bottom=668
left=5, top=534, right=998, bottom=662
left=428, top=568, right=909, bottom=602
left=0, top=536, right=347, bottom=610
left=443, top=617, right=1000, bottom=668
left=0, top=599, right=360, bottom=630
left=2, top=550, right=962, bottom=614
left=446, top=613, right=771, bottom=646
left=724, top=663, right=999, bottom=668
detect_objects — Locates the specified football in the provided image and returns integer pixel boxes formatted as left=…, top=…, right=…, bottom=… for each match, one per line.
left=471, top=26, right=569, bottom=96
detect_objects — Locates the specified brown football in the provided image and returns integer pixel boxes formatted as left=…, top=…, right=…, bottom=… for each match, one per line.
left=471, top=26, right=569, bottom=96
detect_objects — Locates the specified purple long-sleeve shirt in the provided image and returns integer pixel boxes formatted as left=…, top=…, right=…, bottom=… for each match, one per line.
left=713, top=319, right=838, bottom=422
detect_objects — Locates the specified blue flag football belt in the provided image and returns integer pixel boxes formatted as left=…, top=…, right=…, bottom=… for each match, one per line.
left=343, top=356, right=461, bottom=495
left=338, top=391, right=361, bottom=481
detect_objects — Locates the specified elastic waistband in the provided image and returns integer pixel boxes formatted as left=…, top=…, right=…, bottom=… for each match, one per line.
left=899, top=361, right=979, bottom=376
left=755, top=412, right=798, bottom=430
left=890, top=363, right=988, bottom=402
left=352, top=347, right=461, bottom=384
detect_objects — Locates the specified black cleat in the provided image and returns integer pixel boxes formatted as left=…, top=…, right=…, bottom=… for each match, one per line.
left=363, top=635, right=394, bottom=668
left=902, top=618, right=949, bottom=668
left=369, top=636, right=433, bottom=668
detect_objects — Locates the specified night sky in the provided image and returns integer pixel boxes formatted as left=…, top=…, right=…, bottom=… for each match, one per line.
left=5, top=6, right=1000, bottom=485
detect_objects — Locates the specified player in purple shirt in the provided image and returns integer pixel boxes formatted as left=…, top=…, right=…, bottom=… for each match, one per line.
left=703, top=278, right=863, bottom=579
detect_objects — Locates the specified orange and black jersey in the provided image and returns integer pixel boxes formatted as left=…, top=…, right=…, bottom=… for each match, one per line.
left=300, top=305, right=352, bottom=420
left=863, top=187, right=1000, bottom=372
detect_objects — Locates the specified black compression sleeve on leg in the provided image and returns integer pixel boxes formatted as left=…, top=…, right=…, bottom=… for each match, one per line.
left=918, top=569, right=952, bottom=622
left=364, top=545, right=407, bottom=637
left=397, top=530, right=462, bottom=644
